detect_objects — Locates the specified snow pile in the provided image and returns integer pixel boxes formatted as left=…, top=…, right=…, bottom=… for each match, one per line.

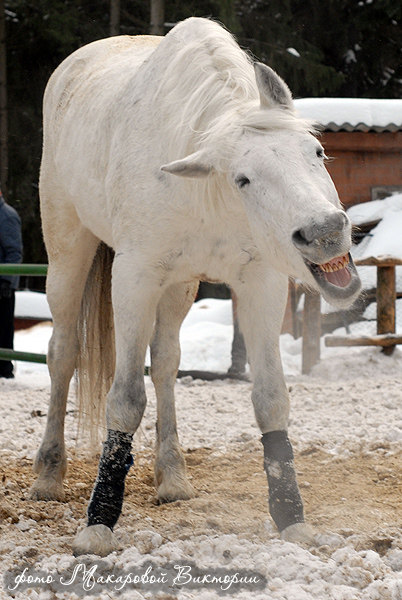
left=349, top=193, right=402, bottom=261
left=179, top=299, right=234, bottom=373
left=347, top=193, right=402, bottom=293
left=4, top=536, right=400, bottom=600
left=347, top=194, right=402, bottom=227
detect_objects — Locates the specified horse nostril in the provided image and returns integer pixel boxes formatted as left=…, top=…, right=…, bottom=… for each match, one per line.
left=292, top=228, right=311, bottom=247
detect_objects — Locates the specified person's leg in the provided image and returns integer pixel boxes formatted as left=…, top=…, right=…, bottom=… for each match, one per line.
left=0, top=291, right=16, bottom=378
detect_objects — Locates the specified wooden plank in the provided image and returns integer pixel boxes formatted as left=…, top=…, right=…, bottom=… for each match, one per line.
left=325, top=334, right=402, bottom=347
left=302, top=291, right=321, bottom=374
left=354, top=256, right=402, bottom=267
left=352, top=220, right=381, bottom=234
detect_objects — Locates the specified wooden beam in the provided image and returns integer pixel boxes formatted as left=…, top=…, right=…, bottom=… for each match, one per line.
left=354, top=256, right=402, bottom=267
left=325, top=334, right=402, bottom=348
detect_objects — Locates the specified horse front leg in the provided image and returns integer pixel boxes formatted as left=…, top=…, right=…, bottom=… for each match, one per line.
left=233, top=269, right=315, bottom=544
left=73, top=256, right=163, bottom=557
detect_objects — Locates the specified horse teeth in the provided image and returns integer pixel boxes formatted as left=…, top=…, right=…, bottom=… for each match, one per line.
left=319, top=254, right=349, bottom=273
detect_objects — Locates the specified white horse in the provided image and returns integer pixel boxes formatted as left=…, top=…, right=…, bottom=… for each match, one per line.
left=32, top=17, right=361, bottom=556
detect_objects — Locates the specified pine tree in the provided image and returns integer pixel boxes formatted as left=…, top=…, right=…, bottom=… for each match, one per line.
left=235, top=0, right=402, bottom=98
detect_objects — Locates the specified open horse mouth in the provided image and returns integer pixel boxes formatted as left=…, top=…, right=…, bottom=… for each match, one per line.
left=309, top=253, right=351, bottom=288
left=304, top=252, right=361, bottom=305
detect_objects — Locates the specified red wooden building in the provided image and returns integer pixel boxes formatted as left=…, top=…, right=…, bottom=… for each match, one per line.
left=294, top=98, right=402, bottom=209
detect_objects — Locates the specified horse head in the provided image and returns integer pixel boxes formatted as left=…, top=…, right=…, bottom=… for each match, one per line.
left=161, top=62, right=361, bottom=309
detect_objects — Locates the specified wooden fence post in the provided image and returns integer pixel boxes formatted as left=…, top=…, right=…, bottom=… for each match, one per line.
left=302, top=290, right=321, bottom=374
left=377, top=265, right=396, bottom=355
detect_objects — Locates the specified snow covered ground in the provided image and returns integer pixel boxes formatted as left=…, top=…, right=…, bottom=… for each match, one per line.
left=1, top=197, right=401, bottom=599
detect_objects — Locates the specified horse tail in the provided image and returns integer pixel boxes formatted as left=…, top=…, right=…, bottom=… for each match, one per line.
left=76, top=242, right=115, bottom=447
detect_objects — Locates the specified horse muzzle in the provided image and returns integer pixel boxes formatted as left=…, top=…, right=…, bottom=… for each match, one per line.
left=292, top=210, right=362, bottom=307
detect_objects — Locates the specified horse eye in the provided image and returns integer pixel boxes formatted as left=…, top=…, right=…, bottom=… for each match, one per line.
left=316, top=148, right=325, bottom=158
left=235, top=175, right=250, bottom=188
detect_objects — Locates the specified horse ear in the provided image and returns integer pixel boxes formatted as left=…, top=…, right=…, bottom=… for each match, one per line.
left=254, top=62, right=293, bottom=110
left=161, top=150, right=212, bottom=178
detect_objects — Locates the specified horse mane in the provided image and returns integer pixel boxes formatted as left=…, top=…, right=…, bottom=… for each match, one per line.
left=155, top=18, right=316, bottom=172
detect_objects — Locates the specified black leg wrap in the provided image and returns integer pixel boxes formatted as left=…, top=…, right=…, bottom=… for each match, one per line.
left=87, top=429, right=134, bottom=530
left=261, top=430, right=304, bottom=532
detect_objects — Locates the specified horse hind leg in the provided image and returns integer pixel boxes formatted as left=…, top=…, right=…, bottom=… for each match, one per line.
left=151, top=281, right=199, bottom=503
left=30, top=223, right=99, bottom=501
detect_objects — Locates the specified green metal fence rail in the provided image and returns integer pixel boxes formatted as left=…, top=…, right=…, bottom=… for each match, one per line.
left=0, top=264, right=48, bottom=364
left=0, top=348, right=47, bottom=364
left=0, top=263, right=48, bottom=276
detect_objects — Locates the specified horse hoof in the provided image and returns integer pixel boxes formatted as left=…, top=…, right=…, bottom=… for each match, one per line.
left=73, top=524, right=117, bottom=557
left=280, top=522, right=317, bottom=545
left=157, top=479, right=196, bottom=504
left=29, top=479, right=65, bottom=501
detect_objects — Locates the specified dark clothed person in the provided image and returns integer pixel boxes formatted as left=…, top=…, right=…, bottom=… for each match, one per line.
left=0, top=193, right=23, bottom=378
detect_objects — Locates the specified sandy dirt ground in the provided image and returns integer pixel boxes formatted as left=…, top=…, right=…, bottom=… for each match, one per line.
left=1, top=445, right=400, bottom=556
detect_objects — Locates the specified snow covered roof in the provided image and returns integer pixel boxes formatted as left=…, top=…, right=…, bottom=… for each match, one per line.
left=294, top=98, right=402, bottom=132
